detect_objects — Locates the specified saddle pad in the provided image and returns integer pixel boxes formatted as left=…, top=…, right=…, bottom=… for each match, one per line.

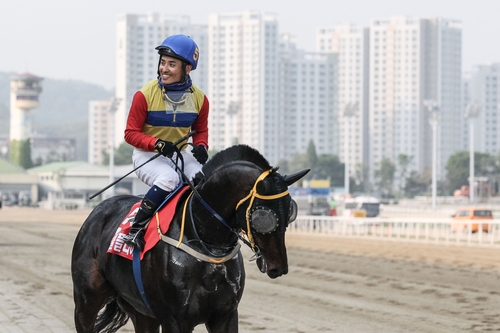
left=107, top=186, right=189, bottom=260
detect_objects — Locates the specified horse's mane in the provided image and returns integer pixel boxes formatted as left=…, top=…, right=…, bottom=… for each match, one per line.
left=201, top=144, right=272, bottom=177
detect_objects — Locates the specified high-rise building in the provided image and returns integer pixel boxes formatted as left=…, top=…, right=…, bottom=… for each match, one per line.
left=279, top=33, right=338, bottom=161
left=207, top=11, right=281, bottom=163
left=462, top=63, right=500, bottom=154
left=88, top=100, right=113, bottom=165
left=115, top=13, right=207, bottom=147
left=317, top=24, right=370, bottom=182
left=368, top=16, right=462, bottom=181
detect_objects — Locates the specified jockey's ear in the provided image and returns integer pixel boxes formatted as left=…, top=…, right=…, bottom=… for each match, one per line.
left=283, top=169, right=310, bottom=186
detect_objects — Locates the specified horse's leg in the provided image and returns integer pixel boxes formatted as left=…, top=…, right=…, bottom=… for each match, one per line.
left=73, top=286, right=111, bottom=332
left=73, top=262, right=115, bottom=332
left=130, top=314, right=161, bottom=333
left=117, top=298, right=160, bottom=333
left=205, top=310, right=239, bottom=333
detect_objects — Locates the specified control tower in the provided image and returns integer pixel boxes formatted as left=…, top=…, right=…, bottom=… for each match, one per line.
left=9, top=73, right=43, bottom=167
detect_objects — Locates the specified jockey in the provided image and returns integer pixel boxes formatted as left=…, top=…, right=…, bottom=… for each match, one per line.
left=122, top=34, right=209, bottom=251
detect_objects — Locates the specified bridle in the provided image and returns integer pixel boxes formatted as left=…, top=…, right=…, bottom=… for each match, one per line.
left=163, top=158, right=294, bottom=262
left=235, top=168, right=292, bottom=246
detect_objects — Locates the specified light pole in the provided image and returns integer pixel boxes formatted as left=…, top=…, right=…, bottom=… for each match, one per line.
left=465, top=104, right=481, bottom=203
left=424, top=100, right=439, bottom=210
left=343, top=101, right=359, bottom=198
left=108, top=97, right=122, bottom=198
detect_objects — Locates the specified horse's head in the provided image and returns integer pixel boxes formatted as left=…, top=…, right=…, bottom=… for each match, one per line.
left=199, top=145, right=309, bottom=278
left=236, top=168, right=309, bottom=278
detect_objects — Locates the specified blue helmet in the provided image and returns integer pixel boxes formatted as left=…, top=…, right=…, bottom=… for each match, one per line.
left=155, top=34, right=199, bottom=70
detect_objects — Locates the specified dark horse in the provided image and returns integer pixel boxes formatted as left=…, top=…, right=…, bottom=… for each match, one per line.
left=71, top=144, right=309, bottom=333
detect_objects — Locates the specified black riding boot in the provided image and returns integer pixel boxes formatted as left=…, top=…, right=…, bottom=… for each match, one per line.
left=123, top=198, right=159, bottom=252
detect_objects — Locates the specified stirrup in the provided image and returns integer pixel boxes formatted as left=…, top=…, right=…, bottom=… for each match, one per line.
left=124, top=230, right=145, bottom=252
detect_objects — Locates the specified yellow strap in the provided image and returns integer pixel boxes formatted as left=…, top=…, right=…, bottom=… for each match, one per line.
left=176, top=191, right=193, bottom=248
left=254, top=190, right=289, bottom=200
left=156, top=212, right=161, bottom=239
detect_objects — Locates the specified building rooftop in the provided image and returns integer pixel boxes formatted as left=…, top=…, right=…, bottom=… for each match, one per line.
left=0, top=157, right=26, bottom=174
left=27, top=161, right=109, bottom=176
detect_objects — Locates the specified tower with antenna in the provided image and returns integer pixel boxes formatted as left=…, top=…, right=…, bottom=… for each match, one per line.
left=9, top=73, right=43, bottom=168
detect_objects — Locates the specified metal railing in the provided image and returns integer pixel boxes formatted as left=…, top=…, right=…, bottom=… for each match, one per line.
left=289, top=216, right=500, bottom=247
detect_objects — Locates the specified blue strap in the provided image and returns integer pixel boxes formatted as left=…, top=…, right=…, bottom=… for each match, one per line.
left=131, top=181, right=186, bottom=312
left=156, top=181, right=186, bottom=212
left=132, top=248, right=152, bottom=311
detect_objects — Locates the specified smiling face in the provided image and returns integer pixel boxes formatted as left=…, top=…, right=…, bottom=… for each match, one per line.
left=158, top=55, right=192, bottom=85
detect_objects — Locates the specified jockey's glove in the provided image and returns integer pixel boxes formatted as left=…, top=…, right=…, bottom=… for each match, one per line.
left=155, top=139, right=175, bottom=157
left=192, top=145, right=208, bottom=164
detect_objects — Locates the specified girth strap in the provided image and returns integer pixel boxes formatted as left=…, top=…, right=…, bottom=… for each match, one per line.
left=132, top=248, right=153, bottom=313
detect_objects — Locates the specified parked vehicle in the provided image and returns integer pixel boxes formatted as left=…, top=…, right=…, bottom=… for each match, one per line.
left=449, top=207, right=493, bottom=233
left=0, top=192, right=16, bottom=207
left=343, top=196, right=381, bottom=218
left=18, top=191, right=32, bottom=207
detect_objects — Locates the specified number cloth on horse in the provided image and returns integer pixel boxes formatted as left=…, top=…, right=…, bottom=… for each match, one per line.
left=107, top=186, right=189, bottom=260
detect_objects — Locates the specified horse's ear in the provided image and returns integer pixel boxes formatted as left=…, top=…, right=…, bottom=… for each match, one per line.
left=283, top=169, right=310, bottom=186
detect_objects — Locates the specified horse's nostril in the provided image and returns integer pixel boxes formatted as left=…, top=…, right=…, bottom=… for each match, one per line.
left=267, top=267, right=288, bottom=279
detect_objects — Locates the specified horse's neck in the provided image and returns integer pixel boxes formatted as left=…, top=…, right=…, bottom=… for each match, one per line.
left=179, top=194, right=239, bottom=249
left=182, top=163, right=259, bottom=248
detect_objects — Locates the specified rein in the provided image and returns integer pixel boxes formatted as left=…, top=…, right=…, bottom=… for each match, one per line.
left=164, top=153, right=288, bottom=262
left=156, top=191, right=241, bottom=264
left=158, top=151, right=254, bottom=262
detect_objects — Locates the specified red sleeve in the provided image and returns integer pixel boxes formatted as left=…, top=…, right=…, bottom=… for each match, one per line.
left=191, top=95, right=209, bottom=149
left=124, top=91, right=157, bottom=151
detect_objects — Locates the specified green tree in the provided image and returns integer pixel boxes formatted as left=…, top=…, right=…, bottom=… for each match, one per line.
left=306, top=140, right=318, bottom=168
left=397, top=154, right=413, bottom=197
left=374, top=157, right=395, bottom=195
left=405, top=169, right=431, bottom=198
left=276, top=158, right=290, bottom=174
left=315, top=154, right=344, bottom=186
left=445, top=151, right=497, bottom=194
left=289, top=152, right=311, bottom=180
left=102, top=142, right=134, bottom=165
left=9, top=139, right=32, bottom=169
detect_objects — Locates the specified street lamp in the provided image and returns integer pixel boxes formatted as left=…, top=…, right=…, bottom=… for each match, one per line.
left=465, top=104, right=481, bottom=203
left=108, top=97, right=122, bottom=198
left=343, top=101, right=359, bottom=198
left=424, top=100, right=439, bottom=210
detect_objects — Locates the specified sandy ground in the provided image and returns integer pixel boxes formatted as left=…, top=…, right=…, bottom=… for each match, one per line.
left=0, top=206, right=499, bottom=332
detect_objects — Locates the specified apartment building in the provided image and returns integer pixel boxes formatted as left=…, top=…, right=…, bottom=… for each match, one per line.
left=462, top=63, right=500, bottom=154
left=88, top=100, right=113, bottom=165
left=369, top=16, right=462, bottom=181
left=279, top=33, right=338, bottom=161
left=317, top=24, right=369, bottom=180
left=207, top=11, right=281, bottom=162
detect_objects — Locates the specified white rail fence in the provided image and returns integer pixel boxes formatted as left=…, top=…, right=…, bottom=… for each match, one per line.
left=290, top=216, right=500, bottom=247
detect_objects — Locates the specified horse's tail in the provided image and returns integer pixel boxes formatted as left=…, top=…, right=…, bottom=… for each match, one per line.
left=93, top=298, right=128, bottom=333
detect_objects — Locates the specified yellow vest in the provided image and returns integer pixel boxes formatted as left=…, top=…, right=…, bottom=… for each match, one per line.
left=140, top=79, right=205, bottom=148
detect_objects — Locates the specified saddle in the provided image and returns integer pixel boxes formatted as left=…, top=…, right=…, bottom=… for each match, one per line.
left=107, top=186, right=189, bottom=260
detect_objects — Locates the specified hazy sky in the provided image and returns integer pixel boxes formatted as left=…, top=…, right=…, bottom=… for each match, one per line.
left=2, top=0, right=498, bottom=90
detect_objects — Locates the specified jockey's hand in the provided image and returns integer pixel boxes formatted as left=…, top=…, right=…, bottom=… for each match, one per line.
left=192, top=145, right=208, bottom=164
left=155, top=139, right=175, bottom=157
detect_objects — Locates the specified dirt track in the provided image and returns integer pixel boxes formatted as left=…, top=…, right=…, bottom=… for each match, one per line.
left=0, top=206, right=499, bottom=332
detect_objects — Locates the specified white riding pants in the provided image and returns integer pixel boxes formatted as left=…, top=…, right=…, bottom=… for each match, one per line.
left=132, top=148, right=203, bottom=192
